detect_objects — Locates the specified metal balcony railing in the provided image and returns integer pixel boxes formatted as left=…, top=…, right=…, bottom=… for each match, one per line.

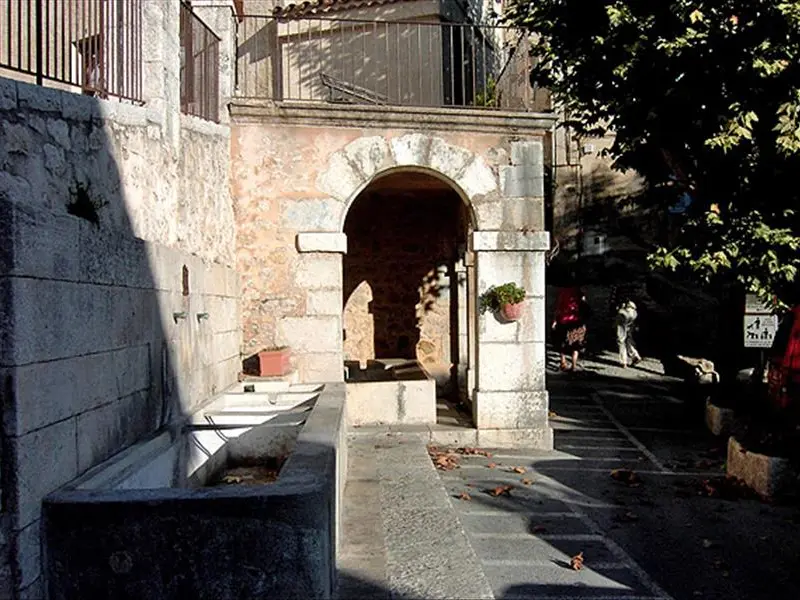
left=235, top=16, right=541, bottom=112
left=180, top=2, right=220, bottom=123
left=0, top=0, right=143, bottom=102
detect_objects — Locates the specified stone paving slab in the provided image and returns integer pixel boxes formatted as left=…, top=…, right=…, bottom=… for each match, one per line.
left=339, top=349, right=800, bottom=600
left=337, top=433, right=494, bottom=600
left=470, top=535, right=621, bottom=565
left=458, top=512, right=592, bottom=536
left=484, top=564, right=657, bottom=599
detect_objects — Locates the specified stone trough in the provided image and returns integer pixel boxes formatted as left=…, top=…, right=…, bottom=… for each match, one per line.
left=44, top=381, right=347, bottom=600
left=344, top=359, right=437, bottom=426
left=727, top=436, right=799, bottom=499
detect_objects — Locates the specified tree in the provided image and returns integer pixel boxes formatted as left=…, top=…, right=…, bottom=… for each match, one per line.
left=504, top=0, right=800, bottom=305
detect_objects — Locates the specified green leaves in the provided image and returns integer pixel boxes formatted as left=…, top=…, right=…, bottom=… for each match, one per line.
left=505, top=0, right=800, bottom=304
left=775, top=93, right=800, bottom=156
left=706, top=104, right=760, bottom=152
left=479, top=283, right=527, bottom=314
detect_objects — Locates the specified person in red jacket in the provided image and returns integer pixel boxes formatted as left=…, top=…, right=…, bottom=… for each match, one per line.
left=552, top=285, right=590, bottom=371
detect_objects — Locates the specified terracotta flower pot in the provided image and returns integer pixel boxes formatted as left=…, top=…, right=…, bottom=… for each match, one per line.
left=500, top=302, right=524, bottom=322
left=243, top=347, right=291, bottom=377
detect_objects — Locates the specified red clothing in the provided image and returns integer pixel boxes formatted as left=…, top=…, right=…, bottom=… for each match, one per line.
left=554, top=287, right=582, bottom=325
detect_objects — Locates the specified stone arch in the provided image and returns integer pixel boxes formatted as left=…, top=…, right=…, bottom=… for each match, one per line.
left=315, top=133, right=501, bottom=232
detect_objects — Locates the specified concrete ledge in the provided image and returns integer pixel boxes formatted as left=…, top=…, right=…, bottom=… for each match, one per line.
left=727, top=436, right=799, bottom=499
left=230, top=100, right=557, bottom=134
left=705, top=399, right=736, bottom=437
left=296, top=232, right=348, bottom=253
left=472, top=230, right=550, bottom=252
left=345, top=360, right=436, bottom=426
left=350, top=423, right=554, bottom=449
left=44, top=383, right=347, bottom=599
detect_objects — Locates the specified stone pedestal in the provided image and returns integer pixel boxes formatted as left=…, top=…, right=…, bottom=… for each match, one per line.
left=472, top=230, right=552, bottom=449
left=290, top=233, right=348, bottom=382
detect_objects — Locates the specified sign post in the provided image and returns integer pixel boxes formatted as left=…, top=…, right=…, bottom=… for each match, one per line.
left=744, top=294, right=778, bottom=349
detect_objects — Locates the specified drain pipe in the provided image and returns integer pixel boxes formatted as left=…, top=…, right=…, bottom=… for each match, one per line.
left=549, top=118, right=557, bottom=238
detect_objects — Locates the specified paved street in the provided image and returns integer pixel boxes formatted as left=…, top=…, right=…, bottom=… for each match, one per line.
left=337, top=351, right=800, bottom=600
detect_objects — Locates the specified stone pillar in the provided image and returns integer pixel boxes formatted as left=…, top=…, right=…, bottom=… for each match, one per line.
left=465, top=250, right=477, bottom=403
left=190, top=1, right=237, bottom=124
left=455, top=257, right=469, bottom=402
left=141, top=0, right=181, bottom=147
left=290, top=233, right=348, bottom=382
left=472, top=230, right=552, bottom=449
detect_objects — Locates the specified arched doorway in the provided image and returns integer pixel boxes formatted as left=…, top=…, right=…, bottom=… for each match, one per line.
left=342, top=170, right=474, bottom=407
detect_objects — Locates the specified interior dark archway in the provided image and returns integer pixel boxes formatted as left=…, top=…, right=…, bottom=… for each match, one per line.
left=343, top=171, right=471, bottom=401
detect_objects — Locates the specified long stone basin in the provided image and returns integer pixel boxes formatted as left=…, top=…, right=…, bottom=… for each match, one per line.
left=44, top=381, right=347, bottom=600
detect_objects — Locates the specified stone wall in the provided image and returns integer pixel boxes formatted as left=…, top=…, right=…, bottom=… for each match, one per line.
left=551, top=126, right=650, bottom=256
left=230, top=111, right=550, bottom=383
left=343, top=182, right=467, bottom=390
left=0, top=79, right=238, bottom=596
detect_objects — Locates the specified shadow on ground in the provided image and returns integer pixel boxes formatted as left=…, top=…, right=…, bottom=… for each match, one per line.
left=435, top=353, right=800, bottom=600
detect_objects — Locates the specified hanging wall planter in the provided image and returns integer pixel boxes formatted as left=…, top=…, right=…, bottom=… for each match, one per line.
left=479, top=282, right=527, bottom=323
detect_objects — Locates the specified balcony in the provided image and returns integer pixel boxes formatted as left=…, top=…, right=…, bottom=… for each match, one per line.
left=0, top=0, right=143, bottom=102
left=234, top=15, right=548, bottom=114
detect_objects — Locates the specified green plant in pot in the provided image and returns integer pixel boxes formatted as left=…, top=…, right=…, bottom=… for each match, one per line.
left=479, top=282, right=527, bottom=322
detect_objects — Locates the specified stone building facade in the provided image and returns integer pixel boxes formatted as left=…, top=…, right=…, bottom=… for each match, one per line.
left=230, top=102, right=556, bottom=436
left=0, top=2, right=240, bottom=596
left=0, top=0, right=637, bottom=595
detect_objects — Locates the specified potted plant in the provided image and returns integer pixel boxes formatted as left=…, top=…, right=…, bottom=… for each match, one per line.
left=479, top=282, right=527, bottom=322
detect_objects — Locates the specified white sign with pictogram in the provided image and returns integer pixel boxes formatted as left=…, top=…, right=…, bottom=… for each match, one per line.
left=744, top=314, right=778, bottom=348
left=744, top=294, right=777, bottom=348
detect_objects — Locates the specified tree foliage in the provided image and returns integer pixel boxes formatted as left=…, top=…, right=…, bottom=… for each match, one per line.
left=504, top=0, right=800, bottom=304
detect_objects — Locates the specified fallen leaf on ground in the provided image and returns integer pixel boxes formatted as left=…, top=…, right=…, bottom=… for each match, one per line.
left=428, top=448, right=460, bottom=471
left=456, top=447, right=492, bottom=457
left=548, top=410, right=558, bottom=417
left=570, top=552, right=584, bottom=571
left=693, top=476, right=758, bottom=500
left=458, top=492, right=472, bottom=501
left=610, top=468, right=642, bottom=486
left=521, top=478, right=534, bottom=486
left=510, top=466, right=527, bottom=474
left=487, top=462, right=497, bottom=469
left=487, top=485, right=513, bottom=497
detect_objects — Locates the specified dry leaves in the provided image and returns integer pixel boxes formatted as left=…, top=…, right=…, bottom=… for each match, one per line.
left=509, top=466, right=527, bottom=474
left=610, top=468, right=642, bottom=486
left=428, top=446, right=460, bottom=471
left=222, top=474, right=248, bottom=484
left=458, top=492, right=472, bottom=501
left=487, top=485, right=514, bottom=497
left=456, top=447, right=492, bottom=457
left=693, top=476, right=758, bottom=500
left=570, top=552, right=584, bottom=571
left=487, top=462, right=497, bottom=469
left=521, top=478, right=534, bottom=486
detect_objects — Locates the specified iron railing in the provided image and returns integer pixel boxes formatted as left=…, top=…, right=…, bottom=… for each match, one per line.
left=180, top=2, right=220, bottom=123
left=0, top=0, right=143, bottom=101
left=235, top=16, right=542, bottom=111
